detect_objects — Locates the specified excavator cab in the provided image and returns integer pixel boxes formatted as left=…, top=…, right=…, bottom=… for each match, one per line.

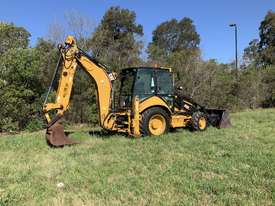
left=118, top=67, right=174, bottom=108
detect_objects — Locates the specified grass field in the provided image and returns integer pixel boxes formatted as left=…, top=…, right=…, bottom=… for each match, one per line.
left=0, top=109, right=274, bottom=206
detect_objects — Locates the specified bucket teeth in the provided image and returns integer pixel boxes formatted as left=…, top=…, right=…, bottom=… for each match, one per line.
left=46, top=121, right=78, bottom=147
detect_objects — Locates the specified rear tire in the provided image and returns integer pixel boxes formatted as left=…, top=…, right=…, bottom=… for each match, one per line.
left=140, top=107, right=170, bottom=136
left=191, top=111, right=207, bottom=131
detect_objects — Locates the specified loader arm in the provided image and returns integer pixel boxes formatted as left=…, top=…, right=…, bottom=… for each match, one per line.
left=43, top=36, right=112, bottom=128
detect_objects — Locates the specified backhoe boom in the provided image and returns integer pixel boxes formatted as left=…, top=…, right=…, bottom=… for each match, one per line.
left=43, top=36, right=113, bottom=146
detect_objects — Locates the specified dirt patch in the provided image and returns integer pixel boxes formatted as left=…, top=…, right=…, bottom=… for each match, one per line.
left=0, top=130, right=44, bottom=137
left=0, top=131, right=20, bottom=137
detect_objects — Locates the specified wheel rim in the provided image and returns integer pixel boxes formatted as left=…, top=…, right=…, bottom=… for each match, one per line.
left=198, top=117, right=207, bottom=130
left=148, top=114, right=166, bottom=135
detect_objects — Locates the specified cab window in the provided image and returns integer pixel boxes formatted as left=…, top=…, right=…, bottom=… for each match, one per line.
left=156, top=70, right=173, bottom=95
left=133, top=69, right=155, bottom=100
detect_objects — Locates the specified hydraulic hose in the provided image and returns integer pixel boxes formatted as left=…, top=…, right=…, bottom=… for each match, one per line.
left=43, top=54, right=62, bottom=106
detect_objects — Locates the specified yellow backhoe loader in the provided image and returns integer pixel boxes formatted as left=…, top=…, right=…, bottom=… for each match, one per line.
left=43, top=36, right=231, bottom=147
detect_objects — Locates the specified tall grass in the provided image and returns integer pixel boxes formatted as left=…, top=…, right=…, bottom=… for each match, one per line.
left=0, top=109, right=274, bottom=205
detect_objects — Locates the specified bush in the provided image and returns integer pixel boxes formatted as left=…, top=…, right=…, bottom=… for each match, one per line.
left=25, top=118, right=44, bottom=132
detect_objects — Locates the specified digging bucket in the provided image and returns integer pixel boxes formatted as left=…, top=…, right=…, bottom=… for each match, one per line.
left=204, top=109, right=232, bottom=129
left=46, top=116, right=78, bottom=147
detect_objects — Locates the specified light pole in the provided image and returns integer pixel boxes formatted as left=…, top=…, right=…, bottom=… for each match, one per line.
left=229, top=23, right=238, bottom=70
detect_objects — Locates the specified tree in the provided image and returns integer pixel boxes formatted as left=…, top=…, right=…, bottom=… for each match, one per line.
left=35, top=38, right=59, bottom=89
left=258, top=10, right=275, bottom=65
left=261, top=66, right=275, bottom=107
left=243, top=39, right=259, bottom=67
left=0, top=22, right=30, bottom=55
left=0, top=48, right=44, bottom=131
left=90, top=6, right=144, bottom=70
left=147, top=17, right=200, bottom=62
left=48, top=10, right=95, bottom=50
left=147, top=17, right=204, bottom=104
left=166, top=49, right=201, bottom=80
left=147, top=17, right=202, bottom=101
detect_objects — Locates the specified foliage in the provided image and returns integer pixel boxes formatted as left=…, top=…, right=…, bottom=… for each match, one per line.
left=237, top=69, right=264, bottom=109
left=261, top=66, right=275, bottom=107
left=35, top=38, right=60, bottom=89
left=243, top=39, right=259, bottom=67
left=0, top=22, right=30, bottom=55
left=25, top=118, right=44, bottom=132
left=258, top=10, right=275, bottom=65
left=147, top=17, right=200, bottom=63
left=0, top=48, right=44, bottom=131
left=90, top=6, right=144, bottom=70
left=242, top=10, right=275, bottom=67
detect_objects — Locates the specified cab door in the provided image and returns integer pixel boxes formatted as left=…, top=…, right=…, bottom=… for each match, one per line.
left=155, top=70, right=174, bottom=107
left=133, top=68, right=156, bottom=101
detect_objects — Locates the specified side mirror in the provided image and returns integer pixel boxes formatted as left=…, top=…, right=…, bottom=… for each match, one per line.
left=177, top=86, right=183, bottom=91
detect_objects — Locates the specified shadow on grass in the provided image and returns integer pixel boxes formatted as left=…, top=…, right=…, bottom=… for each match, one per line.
left=65, top=129, right=128, bottom=139
left=64, top=126, right=201, bottom=142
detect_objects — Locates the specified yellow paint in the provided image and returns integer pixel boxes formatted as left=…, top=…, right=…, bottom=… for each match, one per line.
left=198, top=117, right=207, bottom=130
left=148, top=114, right=166, bottom=135
left=103, top=113, right=116, bottom=130
left=132, top=96, right=140, bottom=136
left=171, top=115, right=191, bottom=128
left=65, top=35, right=75, bottom=45
left=77, top=55, right=112, bottom=126
left=139, top=96, right=171, bottom=114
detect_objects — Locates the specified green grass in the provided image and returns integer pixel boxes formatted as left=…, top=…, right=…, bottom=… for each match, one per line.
left=0, top=109, right=274, bottom=206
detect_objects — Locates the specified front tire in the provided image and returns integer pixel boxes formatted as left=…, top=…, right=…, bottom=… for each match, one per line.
left=191, top=111, right=208, bottom=131
left=140, top=107, right=170, bottom=136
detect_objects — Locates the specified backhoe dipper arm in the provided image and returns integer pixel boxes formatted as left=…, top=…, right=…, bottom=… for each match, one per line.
left=43, top=36, right=112, bottom=127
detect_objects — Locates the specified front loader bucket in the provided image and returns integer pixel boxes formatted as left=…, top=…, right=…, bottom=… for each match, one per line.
left=205, top=109, right=232, bottom=129
left=46, top=120, right=78, bottom=147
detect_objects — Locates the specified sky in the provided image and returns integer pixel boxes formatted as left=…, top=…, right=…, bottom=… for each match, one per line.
left=0, top=0, right=274, bottom=63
